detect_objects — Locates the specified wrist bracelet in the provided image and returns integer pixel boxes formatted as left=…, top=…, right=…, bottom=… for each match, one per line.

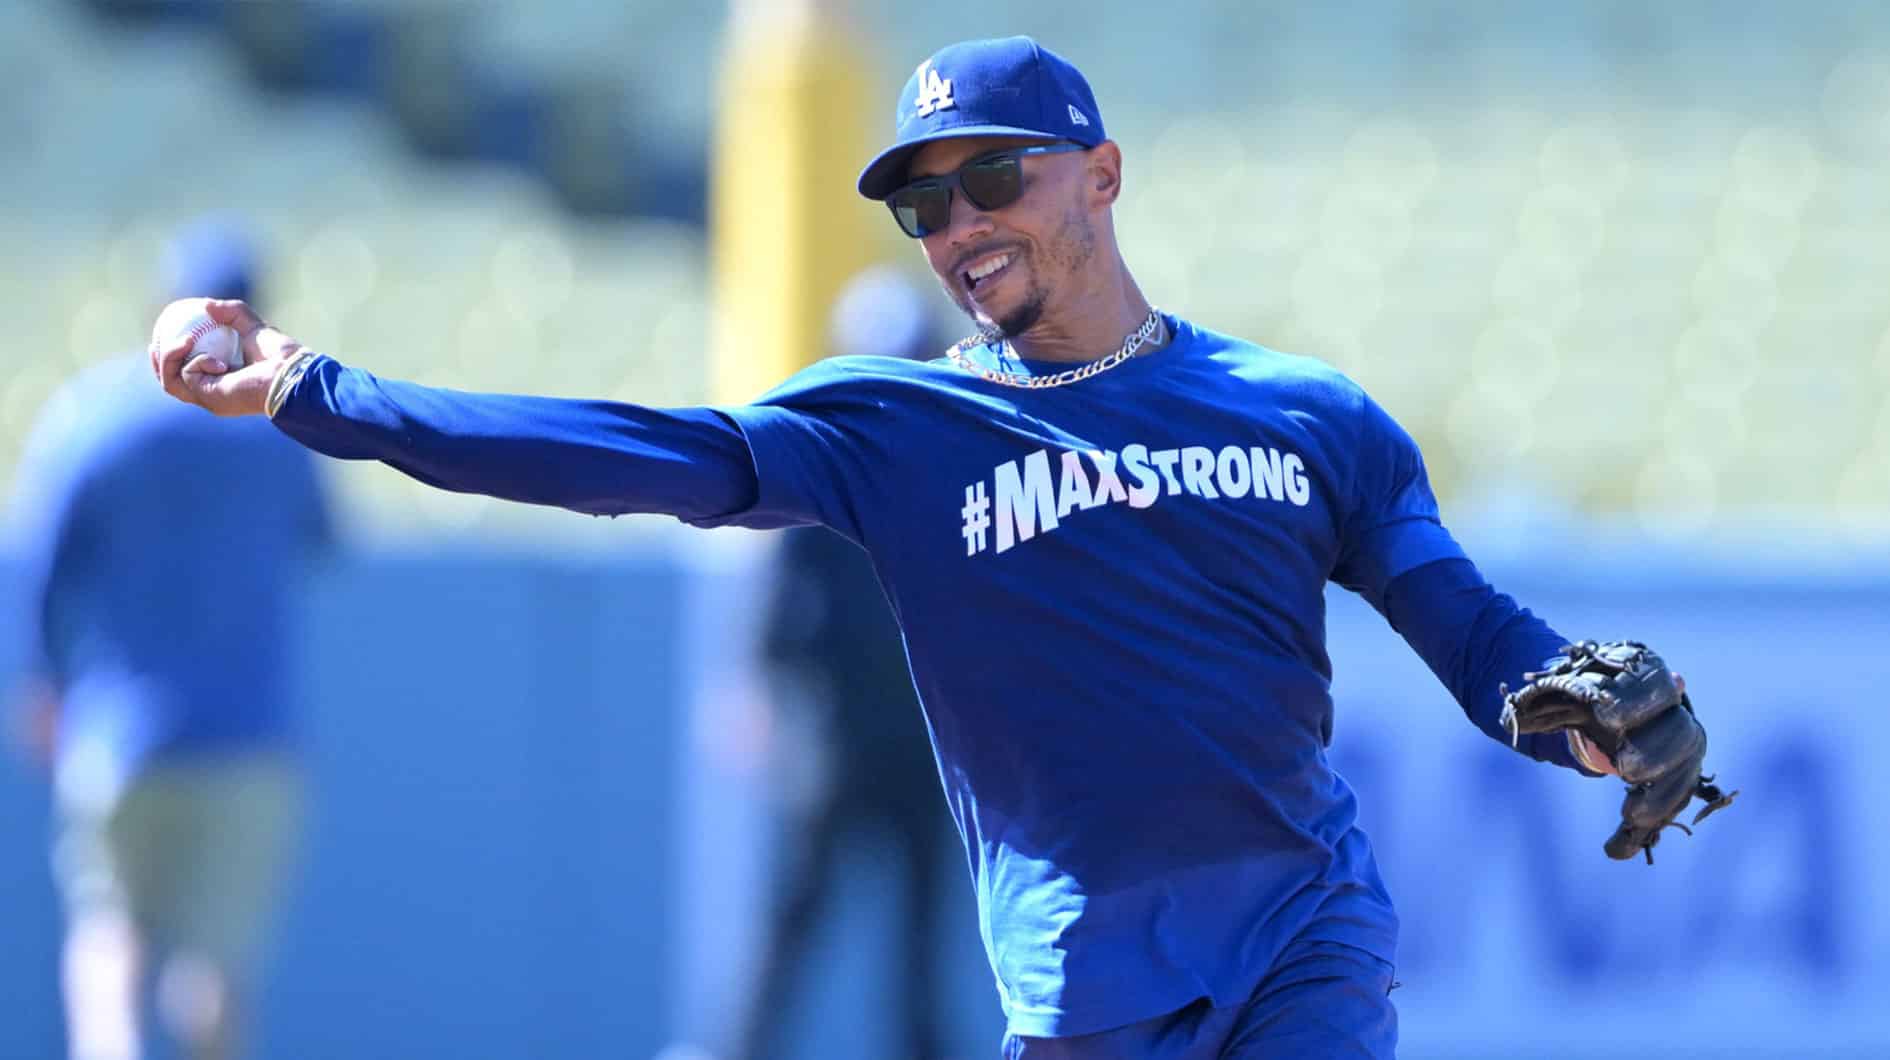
left=265, top=350, right=318, bottom=419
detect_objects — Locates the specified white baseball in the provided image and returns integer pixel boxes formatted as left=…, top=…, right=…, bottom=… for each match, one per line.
left=150, top=297, right=244, bottom=371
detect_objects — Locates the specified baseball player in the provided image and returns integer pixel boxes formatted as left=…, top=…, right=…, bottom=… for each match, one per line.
left=149, top=36, right=1732, bottom=1059
left=17, top=220, right=327, bottom=1060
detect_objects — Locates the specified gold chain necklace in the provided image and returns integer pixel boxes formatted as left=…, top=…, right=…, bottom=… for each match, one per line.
left=945, top=308, right=1163, bottom=389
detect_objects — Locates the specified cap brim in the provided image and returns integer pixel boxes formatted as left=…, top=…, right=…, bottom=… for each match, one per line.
left=856, top=125, right=1068, bottom=200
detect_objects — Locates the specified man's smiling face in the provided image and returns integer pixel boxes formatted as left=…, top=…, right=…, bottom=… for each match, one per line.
left=908, top=136, right=1098, bottom=338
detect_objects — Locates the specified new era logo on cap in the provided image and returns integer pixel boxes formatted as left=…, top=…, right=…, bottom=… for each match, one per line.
left=857, top=36, right=1110, bottom=200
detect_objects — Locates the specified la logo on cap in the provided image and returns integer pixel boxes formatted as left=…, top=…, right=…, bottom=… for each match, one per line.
left=914, top=59, right=955, bottom=117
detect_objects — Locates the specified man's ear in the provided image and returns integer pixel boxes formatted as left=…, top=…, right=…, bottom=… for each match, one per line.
left=1088, top=141, right=1124, bottom=205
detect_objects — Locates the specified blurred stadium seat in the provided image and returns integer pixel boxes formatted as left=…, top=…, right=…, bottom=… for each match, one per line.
left=2, top=0, right=1887, bottom=537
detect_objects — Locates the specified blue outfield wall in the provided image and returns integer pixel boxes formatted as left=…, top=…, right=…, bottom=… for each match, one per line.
left=1, top=538, right=1887, bottom=1058
left=1321, top=567, right=1890, bottom=1059
left=0, top=549, right=689, bottom=1060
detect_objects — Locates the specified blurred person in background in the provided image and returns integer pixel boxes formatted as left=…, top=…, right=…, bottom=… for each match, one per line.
left=8, top=219, right=332, bottom=1060
left=733, top=268, right=957, bottom=1060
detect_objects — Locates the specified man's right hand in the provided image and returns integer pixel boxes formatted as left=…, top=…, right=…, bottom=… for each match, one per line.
left=150, top=299, right=307, bottom=417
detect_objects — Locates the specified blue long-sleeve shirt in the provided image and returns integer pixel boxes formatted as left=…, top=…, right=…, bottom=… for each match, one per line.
left=273, top=316, right=1589, bottom=1036
left=11, top=356, right=331, bottom=799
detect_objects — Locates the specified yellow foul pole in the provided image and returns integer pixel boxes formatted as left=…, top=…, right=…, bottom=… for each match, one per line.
left=708, top=0, right=890, bottom=403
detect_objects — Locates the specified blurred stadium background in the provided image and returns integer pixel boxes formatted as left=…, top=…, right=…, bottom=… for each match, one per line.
left=0, top=0, right=1885, bottom=1057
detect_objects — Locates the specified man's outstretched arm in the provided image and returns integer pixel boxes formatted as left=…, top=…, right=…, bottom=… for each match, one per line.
left=1376, top=556, right=1609, bottom=776
left=152, top=299, right=763, bottom=526
left=1330, top=391, right=1612, bottom=776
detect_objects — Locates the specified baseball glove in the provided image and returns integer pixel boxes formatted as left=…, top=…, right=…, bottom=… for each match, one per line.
left=1500, top=641, right=1737, bottom=864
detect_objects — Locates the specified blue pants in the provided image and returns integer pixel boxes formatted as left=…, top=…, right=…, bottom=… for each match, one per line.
left=1001, top=941, right=1398, bottom=1059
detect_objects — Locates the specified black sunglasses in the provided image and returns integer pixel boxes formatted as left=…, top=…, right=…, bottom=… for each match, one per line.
left=885, top=142, right=1088, bottom=238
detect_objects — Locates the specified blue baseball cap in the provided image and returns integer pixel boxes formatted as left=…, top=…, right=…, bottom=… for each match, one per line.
left=857, top=36, right=1107, bottom=201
